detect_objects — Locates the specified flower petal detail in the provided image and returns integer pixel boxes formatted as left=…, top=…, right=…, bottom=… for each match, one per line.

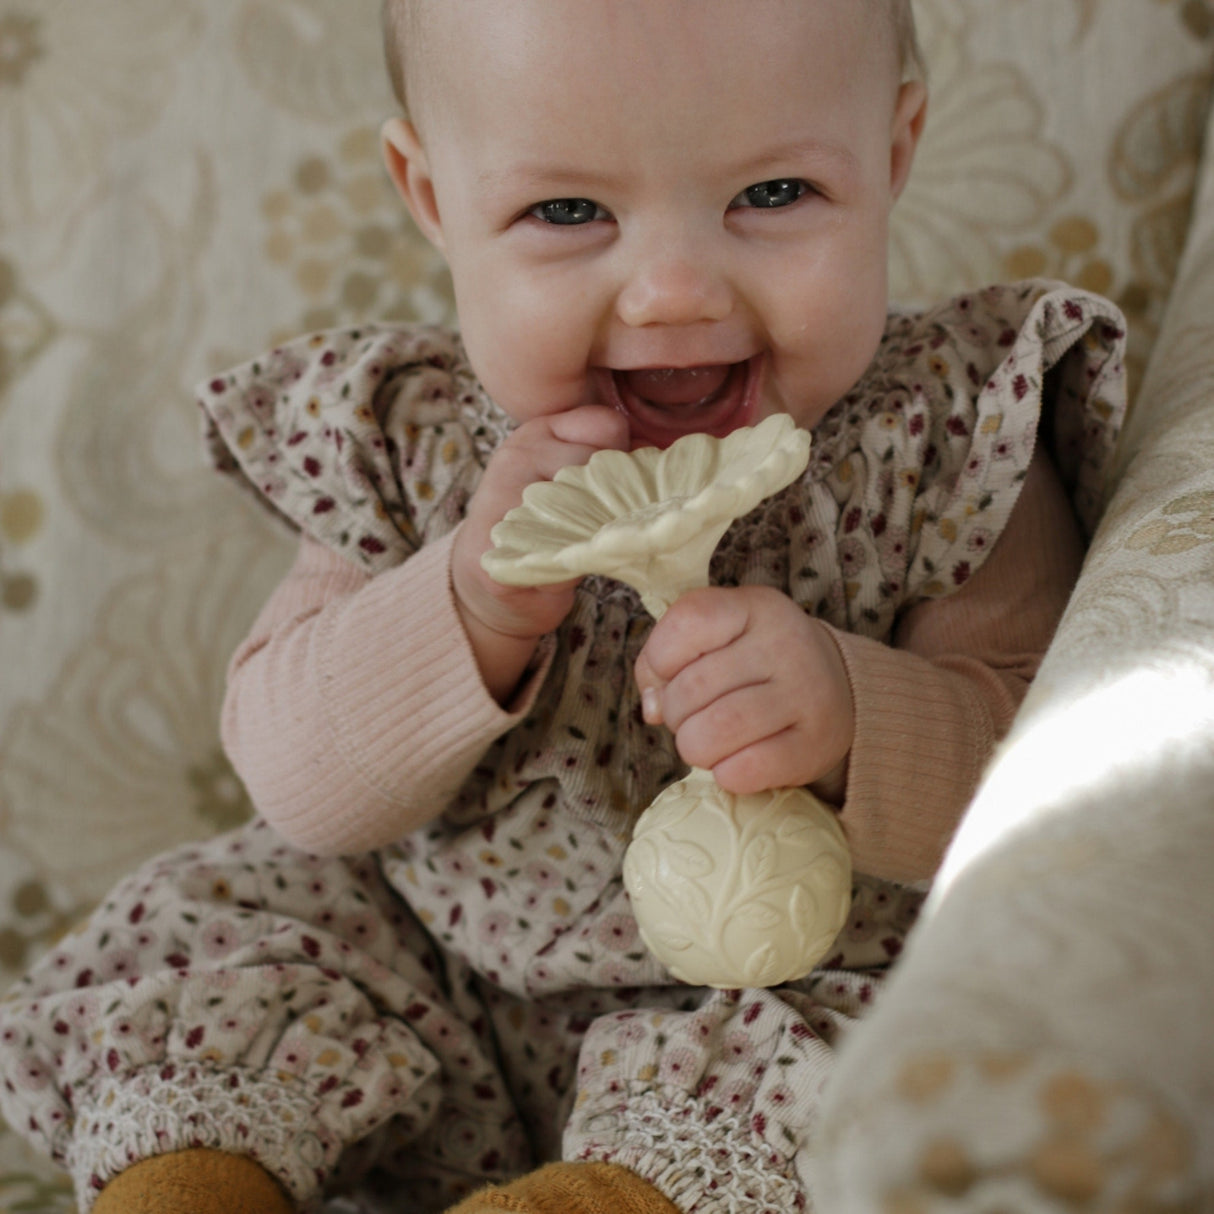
left=482, top=414, right=811, bottom=616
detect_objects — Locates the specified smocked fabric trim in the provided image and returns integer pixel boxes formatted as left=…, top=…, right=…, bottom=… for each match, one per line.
left=71, top=1065, right=333, bottom=1212
left=573, top=1089, right=805, bottom=1213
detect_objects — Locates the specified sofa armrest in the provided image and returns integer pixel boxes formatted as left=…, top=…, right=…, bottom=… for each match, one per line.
left=812, top=105, right=1214, bottom=1211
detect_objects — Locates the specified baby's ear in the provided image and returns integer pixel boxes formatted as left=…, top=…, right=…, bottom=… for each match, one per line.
left=889, top=79, right=928, bottom=201
left=381, top=117, right=445, bottom=251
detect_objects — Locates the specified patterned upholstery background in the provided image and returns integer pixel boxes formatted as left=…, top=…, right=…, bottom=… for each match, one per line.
left=1, top=1, right=1212, bottom=1207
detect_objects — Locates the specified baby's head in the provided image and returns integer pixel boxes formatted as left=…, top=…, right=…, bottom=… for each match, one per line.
left=384, top=2, right=926, bottom=124
left=381, top=1, right=927, bottom=447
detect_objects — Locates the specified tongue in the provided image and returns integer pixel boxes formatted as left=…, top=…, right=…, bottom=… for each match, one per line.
left=622, top=365, right=731, bottom=408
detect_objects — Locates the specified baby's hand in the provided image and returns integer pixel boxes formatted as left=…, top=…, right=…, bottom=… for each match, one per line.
left=453, top=406, right=629, bottom=700
left=634, top=586, right=855, bottom=798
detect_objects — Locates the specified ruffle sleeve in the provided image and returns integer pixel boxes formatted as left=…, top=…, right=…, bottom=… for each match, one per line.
left=198, top=324, right=511, bottom=574
left=785, top=280, right=1126, bottom=641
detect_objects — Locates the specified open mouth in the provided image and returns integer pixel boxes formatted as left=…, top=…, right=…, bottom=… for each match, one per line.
left=596, top=357, right=763, bottom=449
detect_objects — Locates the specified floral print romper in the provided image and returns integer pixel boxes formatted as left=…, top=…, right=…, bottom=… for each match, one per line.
left=0, top=282, right=1125, bottom=1213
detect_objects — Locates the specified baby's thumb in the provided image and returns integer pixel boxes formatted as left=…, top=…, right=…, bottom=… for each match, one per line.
left=633, top=652, right=665, bottom=725
left=547, top=404, right=630, bottom=452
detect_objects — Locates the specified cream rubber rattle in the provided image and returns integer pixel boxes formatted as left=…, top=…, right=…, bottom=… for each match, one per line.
left=482, top=413, right=852, bottom=988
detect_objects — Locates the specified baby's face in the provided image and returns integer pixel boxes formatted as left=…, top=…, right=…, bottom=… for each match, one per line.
left=389, top=0, right=924, bottom=447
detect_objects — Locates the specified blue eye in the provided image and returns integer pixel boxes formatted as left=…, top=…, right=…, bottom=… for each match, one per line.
left=731, top=179, right=810, bottom=209
left=529, top=198, right=608, bottom=225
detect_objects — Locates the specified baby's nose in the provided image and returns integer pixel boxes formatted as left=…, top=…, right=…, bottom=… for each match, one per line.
left=615, top=255, right=733, bottom=328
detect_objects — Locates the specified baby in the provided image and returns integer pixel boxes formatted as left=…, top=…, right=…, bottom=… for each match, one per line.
left=0, top=2, right=1127, bottom=1213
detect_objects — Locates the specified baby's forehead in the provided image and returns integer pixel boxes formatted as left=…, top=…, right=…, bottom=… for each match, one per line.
left=407, top=0, right=899, bottom=41
left=396, top=0, right=906, bottom=103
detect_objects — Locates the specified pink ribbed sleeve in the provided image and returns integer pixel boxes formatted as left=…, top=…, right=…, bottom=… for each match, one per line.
left=221, top=527, right=552, bottom=855
left=829, top=445, right=1085, bottom=881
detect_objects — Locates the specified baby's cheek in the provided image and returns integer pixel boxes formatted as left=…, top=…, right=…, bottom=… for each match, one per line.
left=464, top=287, right=595, bottom=422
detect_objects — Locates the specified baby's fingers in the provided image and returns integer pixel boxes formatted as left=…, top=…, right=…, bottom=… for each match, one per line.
left=473, top=406, right=629, bottom=537
left=641, top=643, right=760, bottom=733
left=635, top=589, right=749, bottom=685
left=633, top=651, right=670, bottom=726
left=711, top=732, right=806, bottom=797
left=544, top=404, right=630, bottom=455
left=668, top=682, right=789, bottom=776
left=507, top=406, right=630, bottom=488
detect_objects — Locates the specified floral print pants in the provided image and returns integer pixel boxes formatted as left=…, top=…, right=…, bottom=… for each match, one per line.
left=5, top=818, right=1194, bottom=1213
left=0, top=819, right=880, bottom=1213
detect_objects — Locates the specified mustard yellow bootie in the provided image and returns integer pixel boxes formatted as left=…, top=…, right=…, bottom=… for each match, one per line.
left=446, top=1161, right=680, bottom=1214
left=92, top=1148, right=294, bottom=1214
left=92, top=1152, right=675, bottom=1214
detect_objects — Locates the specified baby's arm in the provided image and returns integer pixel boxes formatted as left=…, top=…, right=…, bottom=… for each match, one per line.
left=222, top=529, right=535, bottom=856
left=636, top=443, right=1084, bottom=884
left=222, top=406, right=628, bottom=857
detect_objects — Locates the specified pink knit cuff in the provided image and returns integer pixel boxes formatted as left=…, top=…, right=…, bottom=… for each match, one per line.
left=829, top=628, right=992, bottom=884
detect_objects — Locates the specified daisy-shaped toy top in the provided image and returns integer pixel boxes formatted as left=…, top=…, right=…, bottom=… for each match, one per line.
left=482, top=413, right=812, bottom=617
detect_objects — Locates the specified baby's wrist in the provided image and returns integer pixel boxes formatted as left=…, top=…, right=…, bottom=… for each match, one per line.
left=454, top=594, right=544, bottom=706
left=808, top=754, right=849, bottom=807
